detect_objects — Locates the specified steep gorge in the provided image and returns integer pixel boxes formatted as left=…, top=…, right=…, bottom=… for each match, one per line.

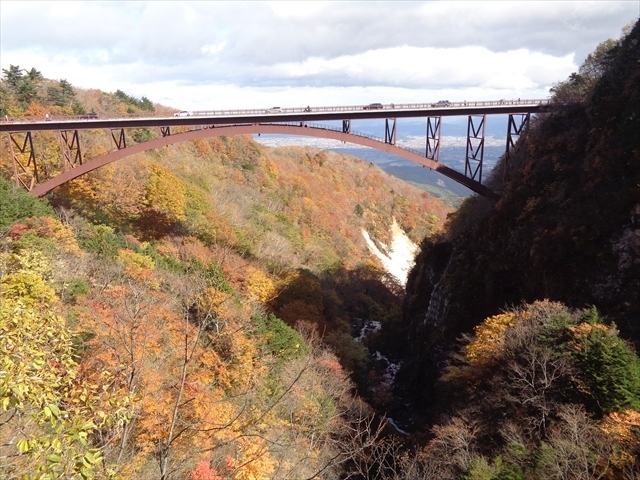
left=400, top=19, right=640, bottom=420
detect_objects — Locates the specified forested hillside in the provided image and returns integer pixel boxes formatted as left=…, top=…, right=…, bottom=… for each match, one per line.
left=2, top=20, right=639, bottom=480
left=392, top=20, right=640, bottom=480
left=0, top=65, right=449, bottom=478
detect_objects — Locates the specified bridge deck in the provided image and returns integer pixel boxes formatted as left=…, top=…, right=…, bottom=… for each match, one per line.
left=0, top=99, right=549, bottom=132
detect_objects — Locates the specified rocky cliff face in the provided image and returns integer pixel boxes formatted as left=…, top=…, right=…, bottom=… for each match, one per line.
left=399, top=21, right=640, bottom=407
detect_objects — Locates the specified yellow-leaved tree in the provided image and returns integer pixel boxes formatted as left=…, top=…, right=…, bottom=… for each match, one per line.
left=465, top=313, right=519, bottom=367
left=0, top=222, right=127, bottom=479
left=140, top=162, right=187, bottom=236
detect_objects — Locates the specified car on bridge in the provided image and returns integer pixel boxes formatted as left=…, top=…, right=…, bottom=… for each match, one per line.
left=363, top=103, right=384, bottom=110
left=431, top=100, right=451, bottom=107
left=80, top=112, right=99, bottom=119
left=173, top=111, right=193, bottom=117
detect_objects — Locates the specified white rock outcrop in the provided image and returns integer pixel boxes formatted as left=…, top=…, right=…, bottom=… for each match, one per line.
left=362, top=219, right=418, bottom=286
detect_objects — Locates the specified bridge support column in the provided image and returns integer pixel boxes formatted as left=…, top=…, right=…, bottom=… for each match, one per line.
left=426, top=116, right=441, bottom=162
left=110, top=129, right=127, bottom=150
left=58, top=130, right=82, bottom=171
left=7, top=131, right=38, bottom=190
left=503, top=113, right=530, bottom=181
left=385, top=118, right=397, bottom=145
left=342, top=120, right=351, bottom=134
left=465, top=115, right=486, bottom=183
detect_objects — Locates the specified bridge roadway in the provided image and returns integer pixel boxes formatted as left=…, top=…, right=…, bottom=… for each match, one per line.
left=0, top=99, right=549, bottom=132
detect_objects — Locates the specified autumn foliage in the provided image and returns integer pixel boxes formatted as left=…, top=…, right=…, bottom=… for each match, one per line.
left=0, top=63, right=451, bottom=477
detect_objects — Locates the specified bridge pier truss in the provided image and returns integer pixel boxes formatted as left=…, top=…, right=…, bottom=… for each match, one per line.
left=465, top=114, right=486, bottom=183
left=7, top=131, right=38, bottom=190
left=425, top=116, right=442, bottom=162
left=59, top=130, right=83, bottom=170
left=385, top=118, right=397, bottom=145
left=110, top=128, right=127, bottom=150
left=503, top=113, right=530, bottom=182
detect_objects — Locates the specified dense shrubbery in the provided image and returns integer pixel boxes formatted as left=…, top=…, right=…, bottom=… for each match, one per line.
left=0, top=208, right=387, bottom=479
left=254, top=312, right=310, bottom=361
left=572, top=308, right=640, bottom=413
left=385, top=302, right=640, bottom=480
left=0, top=176, right=55, bottom=229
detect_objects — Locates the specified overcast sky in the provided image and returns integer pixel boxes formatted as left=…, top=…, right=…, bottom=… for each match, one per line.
left=1, top=1, right=638, bottom=111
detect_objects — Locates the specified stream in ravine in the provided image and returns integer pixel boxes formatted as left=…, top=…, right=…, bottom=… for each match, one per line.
left=355, top=319, right=409, bottom=436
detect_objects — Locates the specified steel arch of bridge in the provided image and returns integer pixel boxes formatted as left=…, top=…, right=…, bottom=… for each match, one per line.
left=2, top=100, right=548, bottom=199
left=27, top=122, right=501, bottom=199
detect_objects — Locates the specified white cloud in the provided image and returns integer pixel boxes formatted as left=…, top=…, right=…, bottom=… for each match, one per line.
left=47, top=1, right=78, bottom=19
left=0, top=1, right=637, bottom=110
left=267, top=45, right=576, bottom=91
left=269, top=1, right=332, bottom=18
left=201, top=41, right=226, bottom=55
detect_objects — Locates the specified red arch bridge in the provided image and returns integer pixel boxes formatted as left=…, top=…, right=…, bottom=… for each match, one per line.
left=0, top=99, right=551, bottom=200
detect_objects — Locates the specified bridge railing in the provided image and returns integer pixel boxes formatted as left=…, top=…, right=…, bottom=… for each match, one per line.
left=189, top=98, right=550, bottom=116
left=1, top=99, right=551, bottom=124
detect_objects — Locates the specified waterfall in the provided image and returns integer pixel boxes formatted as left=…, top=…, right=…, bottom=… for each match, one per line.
left=423, top=259, right=451, bottom=326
